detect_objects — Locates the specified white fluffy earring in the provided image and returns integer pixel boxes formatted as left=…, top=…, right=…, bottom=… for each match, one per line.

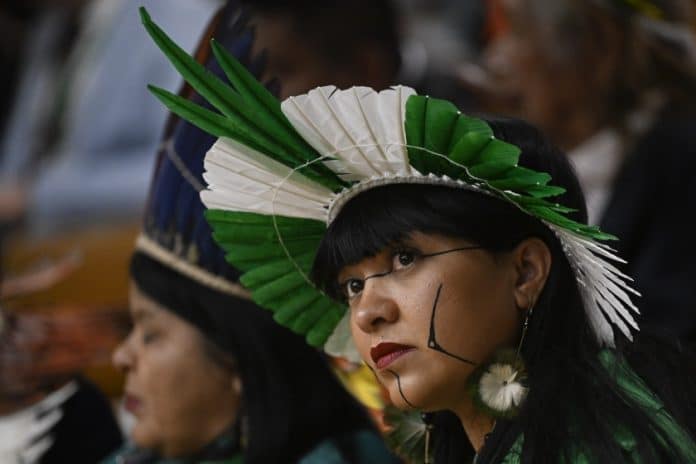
left=468, top=304, right=533, bottom=418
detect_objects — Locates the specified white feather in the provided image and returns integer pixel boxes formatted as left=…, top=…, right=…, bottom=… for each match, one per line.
left=201, top=137, right=334, bottom=221
left=281, top=85, right=417, bottom=182
left=0, top=381, right=77, bottom=463
left=549, top=225, right=641, bottom=346
left=323, top=312, right=362, bottom=363
left=479, top=364, right=527, bottom=412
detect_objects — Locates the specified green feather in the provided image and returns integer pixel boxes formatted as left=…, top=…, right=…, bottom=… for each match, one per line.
left=225, top=241, right=321, bottom=271
left=289, top=297, right=333, bottom=334
left=523, top=184, right=567, bottom=199
left=468, top=161, right=515, bottom=179
left=449, top=131, right=493, bottom=166
left=403, top=94, right=608, bottom=242
left=478, top=139, right=521, bottom=167
left=423, top=98, right=460, bottom=174
left=210, top=38, right=288, bottom=125
left=240, top=252, right=314, bottom=287
left=306, top=308, right=344, bottom=347
left=210, top=39, right=315, bottom=157
left=202, top=208, right=341, bottom=346
left=447, top=115, right=493, bottom=153
left=404, top=95, right=428, bottom=173
left=140, top=7, right=345, bottom=191
left=273, top=293, right=322, bottom=325
left=253, top=272, right=308, bottom=306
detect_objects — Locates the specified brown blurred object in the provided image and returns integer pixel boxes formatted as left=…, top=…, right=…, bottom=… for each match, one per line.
left=0, top=305, right=129, bottom=414
left=2, top=223, right=138, bottom=396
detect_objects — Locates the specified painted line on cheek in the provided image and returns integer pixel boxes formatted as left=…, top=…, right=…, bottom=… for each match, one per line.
left=386, top=369, right=419, bottom=409
left=427, top=283, right=478, bottom=366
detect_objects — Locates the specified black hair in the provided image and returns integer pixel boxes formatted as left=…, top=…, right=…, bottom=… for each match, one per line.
left=311, top=117, right=696, bottom=462
left=241, top=0, right=401, bottom=75
left=130, top=252, right=376, bottom=464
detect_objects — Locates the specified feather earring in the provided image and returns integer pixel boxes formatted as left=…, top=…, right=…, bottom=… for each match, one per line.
left=468, top=305, right=533, bottom=418
left=384, top=407, right=434, bottom=464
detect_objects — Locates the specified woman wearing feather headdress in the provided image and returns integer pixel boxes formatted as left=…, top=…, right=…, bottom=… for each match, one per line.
left=141, top=5, right=696, bottom=463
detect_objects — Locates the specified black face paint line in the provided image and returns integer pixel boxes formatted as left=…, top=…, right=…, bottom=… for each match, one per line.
left=421, top=245, right=483, bottom=259
left=427, top=283, right=478, bottom=366
left=353, top=246, right=483, bottom=288
left=386, top=369, right=419, bottom=409
left=364, top=270, right=393, bottom=281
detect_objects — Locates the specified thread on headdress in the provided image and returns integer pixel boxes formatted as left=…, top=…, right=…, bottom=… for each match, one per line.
left=159, top=138, right=206, bottom=193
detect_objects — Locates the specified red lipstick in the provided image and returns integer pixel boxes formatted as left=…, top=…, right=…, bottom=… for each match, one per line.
left=370, top=342, right=415, bottom=369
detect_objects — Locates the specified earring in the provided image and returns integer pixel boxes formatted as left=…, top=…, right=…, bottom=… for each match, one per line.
left=468, top=304, right=533, bottom=418
left=423, top=413, right=434, bottom=464
left=383, top=407, right=434, bottom=464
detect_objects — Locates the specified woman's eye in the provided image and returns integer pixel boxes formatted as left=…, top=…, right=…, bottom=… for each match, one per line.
left=393, top=250, right=417, bottom=269
left=343, top=278, right=365, bottom=299
left=142, top=330, right=159, bottom=344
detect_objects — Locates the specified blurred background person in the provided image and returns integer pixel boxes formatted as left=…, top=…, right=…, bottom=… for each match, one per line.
left=394, top=0, right=487, bottom=108
left=0, top=0, right=220, bottom=234
left=240, top=0, right=401, bottom=98
left=464, top=0, right=696, bottom=344
left=1, top=251, right=127, bottom=463
left=0, top=1, right=219, bottom=462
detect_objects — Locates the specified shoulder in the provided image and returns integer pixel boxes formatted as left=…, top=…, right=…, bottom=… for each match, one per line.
left=298, top=429, right=400, bottom=464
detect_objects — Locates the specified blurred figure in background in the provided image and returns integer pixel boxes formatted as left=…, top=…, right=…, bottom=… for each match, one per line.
left=241, top=0, right=402, bottom=99
left=396, top=0, right=487, bottom=108
left=0, top=0, right=218, bottom=432
left=0, top=1, right=218, bottom=462
left=469, top=0, right=696, bottom=343
left=0, top=0, right=219, bottom=235
left=1, top=255, right=127, bottom=463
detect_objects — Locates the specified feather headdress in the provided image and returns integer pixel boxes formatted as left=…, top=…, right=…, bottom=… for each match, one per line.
left=141, top=8, right=640, bottom=360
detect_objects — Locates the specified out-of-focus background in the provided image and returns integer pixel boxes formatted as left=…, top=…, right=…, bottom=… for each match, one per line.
left=1, top=0, right=695, bottom=462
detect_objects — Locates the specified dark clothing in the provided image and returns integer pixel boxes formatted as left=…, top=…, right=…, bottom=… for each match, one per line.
left=42, top=378, right=123, bottom=463
left=600, top=109, right=696, bottom=344
left=103, top=429, right=400, bottom=464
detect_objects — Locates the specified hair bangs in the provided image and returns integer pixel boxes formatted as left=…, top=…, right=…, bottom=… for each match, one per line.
left=311, top=184, right=546, bottom=299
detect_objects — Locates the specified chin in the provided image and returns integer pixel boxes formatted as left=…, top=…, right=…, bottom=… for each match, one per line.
left=386, top=372, right=459, bottom=412
left=130, top=422, right=160, bottom=451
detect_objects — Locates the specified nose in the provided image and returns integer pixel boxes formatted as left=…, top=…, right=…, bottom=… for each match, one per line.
left=112, top=334, right=134, bottom=372
left=352, top=279, right=399, bottom=333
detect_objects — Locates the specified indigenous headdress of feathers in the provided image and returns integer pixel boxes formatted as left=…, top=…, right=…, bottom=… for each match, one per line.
left=136, top=1, right=270, bottom=305
left=140, top=7, right=640, bottom=361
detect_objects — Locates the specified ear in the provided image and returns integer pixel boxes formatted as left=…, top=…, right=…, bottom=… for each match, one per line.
left=511, top=238, right=551, bottom=311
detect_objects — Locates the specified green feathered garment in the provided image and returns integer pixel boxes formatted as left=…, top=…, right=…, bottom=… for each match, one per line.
left=497, top=351, right=696, bottom=463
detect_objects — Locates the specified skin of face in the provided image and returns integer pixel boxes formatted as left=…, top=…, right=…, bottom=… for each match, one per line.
left=112, top=283, right=242, bottom=458
left=338, top=231, right=550, bottom=416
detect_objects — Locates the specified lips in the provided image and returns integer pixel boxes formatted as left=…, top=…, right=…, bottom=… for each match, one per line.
left=123, top=393, right=142, bottom=415
left=370, top=342, right=415, bottom=369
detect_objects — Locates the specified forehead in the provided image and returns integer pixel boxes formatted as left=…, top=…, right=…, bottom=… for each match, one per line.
left=337, top=232, right=473, bottom=277
left=129, top=283, right=166, bottom=321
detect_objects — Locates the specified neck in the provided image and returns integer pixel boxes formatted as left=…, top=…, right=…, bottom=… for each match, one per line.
left=452, top=399, right=496, bottom=452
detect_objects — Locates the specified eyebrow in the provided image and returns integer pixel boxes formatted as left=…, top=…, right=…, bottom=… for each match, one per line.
left=131, top=306, right=155, bottom=323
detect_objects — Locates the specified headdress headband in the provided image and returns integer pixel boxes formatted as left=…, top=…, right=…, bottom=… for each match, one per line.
left=141, top=8, right=639, bottom=361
